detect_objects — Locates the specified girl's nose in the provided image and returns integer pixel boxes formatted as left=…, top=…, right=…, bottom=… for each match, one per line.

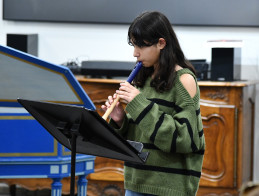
left=133, top=47, right=140, bottom=57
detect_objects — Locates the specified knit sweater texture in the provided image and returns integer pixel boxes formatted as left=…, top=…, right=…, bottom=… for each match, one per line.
left=110, top=68, right=205, bottom=196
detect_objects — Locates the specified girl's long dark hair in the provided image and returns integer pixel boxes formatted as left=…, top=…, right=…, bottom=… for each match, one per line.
left=128, top=11, right=196, bottom=92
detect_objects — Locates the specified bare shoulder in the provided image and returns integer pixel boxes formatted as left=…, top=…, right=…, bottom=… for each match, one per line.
left=179, top=74, right=197, bottom=98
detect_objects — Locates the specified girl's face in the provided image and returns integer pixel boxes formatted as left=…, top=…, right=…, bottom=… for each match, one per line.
left=132, top=38, right=166, bottom=68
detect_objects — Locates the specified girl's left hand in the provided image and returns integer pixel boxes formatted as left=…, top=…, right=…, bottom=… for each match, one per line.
left=116, top=82, right=140, bottom=103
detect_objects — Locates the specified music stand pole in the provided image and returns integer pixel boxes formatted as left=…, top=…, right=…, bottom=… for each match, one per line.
left=68, top=124, right=80, bottom=196
left=70, top=134, right=76, bottom=196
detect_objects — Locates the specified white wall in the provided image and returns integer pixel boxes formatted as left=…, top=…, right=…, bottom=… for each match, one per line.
left=1, top=22, right=259, bottom=79
left=0, top=0, right=258, bottom=182
left=1, top=5, right=259, bottom=79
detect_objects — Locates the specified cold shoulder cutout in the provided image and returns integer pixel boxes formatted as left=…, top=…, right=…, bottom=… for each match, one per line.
left=180, top=73, right=197, bottom=98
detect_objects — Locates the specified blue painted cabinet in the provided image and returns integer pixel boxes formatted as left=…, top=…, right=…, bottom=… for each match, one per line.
left=0, top=45, right=96, bottom=195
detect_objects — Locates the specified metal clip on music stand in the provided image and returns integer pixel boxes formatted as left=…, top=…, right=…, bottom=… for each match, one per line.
left=17, top=98, right=149, bottom=196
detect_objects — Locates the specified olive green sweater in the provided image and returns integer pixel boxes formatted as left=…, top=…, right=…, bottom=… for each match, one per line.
left=110, top=68, right=205, bottom=196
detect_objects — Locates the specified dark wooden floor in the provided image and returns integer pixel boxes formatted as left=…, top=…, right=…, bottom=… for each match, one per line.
left=0, top=183, right=73, bottom=196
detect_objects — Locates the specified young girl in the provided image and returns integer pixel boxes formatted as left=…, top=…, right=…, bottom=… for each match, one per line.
left=101, top=11, right=205, bottom=196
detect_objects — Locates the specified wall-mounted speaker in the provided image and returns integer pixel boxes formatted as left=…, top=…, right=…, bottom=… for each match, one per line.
left=211, top=47, right=241, bottom=81
left=7, top=34, right=38, bottom=57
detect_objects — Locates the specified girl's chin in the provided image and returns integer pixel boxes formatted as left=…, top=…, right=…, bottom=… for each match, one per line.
left=142, top=62, right=151, bottom=67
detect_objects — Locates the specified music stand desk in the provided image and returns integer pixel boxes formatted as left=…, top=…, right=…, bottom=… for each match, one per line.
left=17, top=99, right=148, bottom=196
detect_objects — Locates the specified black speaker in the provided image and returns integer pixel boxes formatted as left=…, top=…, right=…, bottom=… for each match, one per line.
left=190, top=59, right=209, bottom=81
left=211, top=47, right=241, bottom=81
left=7, top=34, right=38, bottom=56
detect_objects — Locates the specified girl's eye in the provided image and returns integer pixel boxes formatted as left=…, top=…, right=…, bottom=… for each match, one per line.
left=129, top=42, right=135, bottom=47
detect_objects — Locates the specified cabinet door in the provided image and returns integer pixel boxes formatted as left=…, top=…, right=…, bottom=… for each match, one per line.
left=199, top=102, right=237, bottom=188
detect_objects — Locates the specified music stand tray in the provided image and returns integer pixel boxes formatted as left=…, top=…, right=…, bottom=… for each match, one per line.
left=17, top=98, right=149, bottom=195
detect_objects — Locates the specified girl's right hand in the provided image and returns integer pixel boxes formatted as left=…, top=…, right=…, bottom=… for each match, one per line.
left=101, top=94, right=125, bottom=127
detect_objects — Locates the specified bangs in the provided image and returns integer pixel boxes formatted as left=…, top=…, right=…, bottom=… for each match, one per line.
left=128, top=23, right=158, bottom=47
left=128, top=36, right=153, bottom=47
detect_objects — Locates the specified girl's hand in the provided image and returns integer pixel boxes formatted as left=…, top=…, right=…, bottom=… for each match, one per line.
left=101, top=94, right=125, bottom=127
left=116, top=82, right=140, bottom=103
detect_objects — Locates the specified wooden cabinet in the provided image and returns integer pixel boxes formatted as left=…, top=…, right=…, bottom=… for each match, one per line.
left=77, top=77, right=257, bottom=196
left=197, top=81, right=256, bottom=196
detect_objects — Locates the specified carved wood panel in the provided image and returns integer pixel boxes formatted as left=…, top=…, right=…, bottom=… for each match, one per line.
left=199, top=103, right=236, bottom=188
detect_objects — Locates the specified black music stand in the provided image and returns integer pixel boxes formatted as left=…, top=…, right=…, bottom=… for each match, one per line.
left=17, top=98, right=148, bottom=196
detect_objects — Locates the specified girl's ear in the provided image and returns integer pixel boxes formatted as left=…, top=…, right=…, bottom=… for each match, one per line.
left=158, top=38, right=166, bottom=49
